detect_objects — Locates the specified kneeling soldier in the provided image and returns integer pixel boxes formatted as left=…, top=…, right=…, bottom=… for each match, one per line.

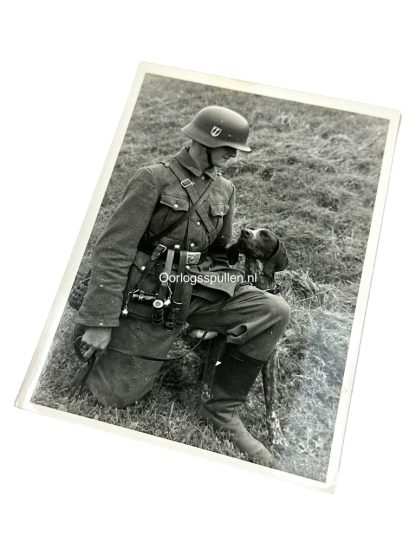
left=77, top=106, right=290, bottom=465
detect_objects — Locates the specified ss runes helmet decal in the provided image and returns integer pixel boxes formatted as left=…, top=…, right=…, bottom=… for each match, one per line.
left=210, top=126, right=222, bottom=137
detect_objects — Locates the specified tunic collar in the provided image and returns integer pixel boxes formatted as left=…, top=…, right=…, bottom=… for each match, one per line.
left=174, top=145, right=217, bottom=180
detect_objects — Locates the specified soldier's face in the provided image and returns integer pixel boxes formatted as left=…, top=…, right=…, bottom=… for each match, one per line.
left=210, top=146, right=237, bottom=168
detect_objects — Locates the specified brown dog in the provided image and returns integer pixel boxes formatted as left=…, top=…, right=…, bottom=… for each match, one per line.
left=227, top=228, right=288, bottom=276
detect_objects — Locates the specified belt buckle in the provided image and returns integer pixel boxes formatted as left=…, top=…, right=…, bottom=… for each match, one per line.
left=186, top=251, right=201, bottom=265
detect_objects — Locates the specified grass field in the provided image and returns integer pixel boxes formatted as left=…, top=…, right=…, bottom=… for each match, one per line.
left=31, top=74, right=389, bottom=482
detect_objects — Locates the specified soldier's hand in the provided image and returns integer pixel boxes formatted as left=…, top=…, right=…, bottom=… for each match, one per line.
left=80, top=327, right=112, bottom=360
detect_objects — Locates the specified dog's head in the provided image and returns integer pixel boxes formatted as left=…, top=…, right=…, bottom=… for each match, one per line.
left=230, top=227, right=289, bottom=276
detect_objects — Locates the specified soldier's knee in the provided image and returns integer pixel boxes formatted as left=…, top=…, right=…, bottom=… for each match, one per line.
left=264, top=294, right=291, bottom=325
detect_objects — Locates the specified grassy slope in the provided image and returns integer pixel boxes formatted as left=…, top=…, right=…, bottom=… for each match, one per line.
left=32, top=75, right=389, bottom=482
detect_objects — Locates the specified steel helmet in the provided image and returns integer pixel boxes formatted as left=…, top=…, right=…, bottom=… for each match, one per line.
left=181, top=106, right=251, bottom=152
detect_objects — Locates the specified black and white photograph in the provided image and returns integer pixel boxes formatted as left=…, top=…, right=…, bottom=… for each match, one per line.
left=16, top=63, right=399, bottom=489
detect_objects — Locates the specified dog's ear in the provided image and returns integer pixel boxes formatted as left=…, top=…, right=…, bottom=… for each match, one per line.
left=226, top=242, right=240, bottom=265
left=263, top=239, right=289, bottom=276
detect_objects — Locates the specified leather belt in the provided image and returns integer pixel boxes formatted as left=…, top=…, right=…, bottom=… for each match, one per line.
left=138, top=238, right=207, bottom=265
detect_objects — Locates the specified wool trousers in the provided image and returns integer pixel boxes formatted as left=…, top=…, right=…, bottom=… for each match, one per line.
left=83, top=284, right=290, bottom=407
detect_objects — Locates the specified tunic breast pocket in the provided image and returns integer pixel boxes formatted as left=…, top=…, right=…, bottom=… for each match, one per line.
left=148, top=193, right=190, bottom=237
left=160, top=194, right=190, bottom=212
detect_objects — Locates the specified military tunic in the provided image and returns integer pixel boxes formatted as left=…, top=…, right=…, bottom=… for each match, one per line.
left=78, top=145, right=242, bottom=328
left=76, top=144, right=290, bottom=408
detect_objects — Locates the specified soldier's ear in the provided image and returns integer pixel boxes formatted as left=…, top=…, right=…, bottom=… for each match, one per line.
left=226, top=243, right=240, bottom=265
left=263, top=240, right=289, bottom=276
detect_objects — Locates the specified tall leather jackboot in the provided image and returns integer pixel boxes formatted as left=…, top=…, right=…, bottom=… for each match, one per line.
left=199, top=345, right=274, bottom=466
